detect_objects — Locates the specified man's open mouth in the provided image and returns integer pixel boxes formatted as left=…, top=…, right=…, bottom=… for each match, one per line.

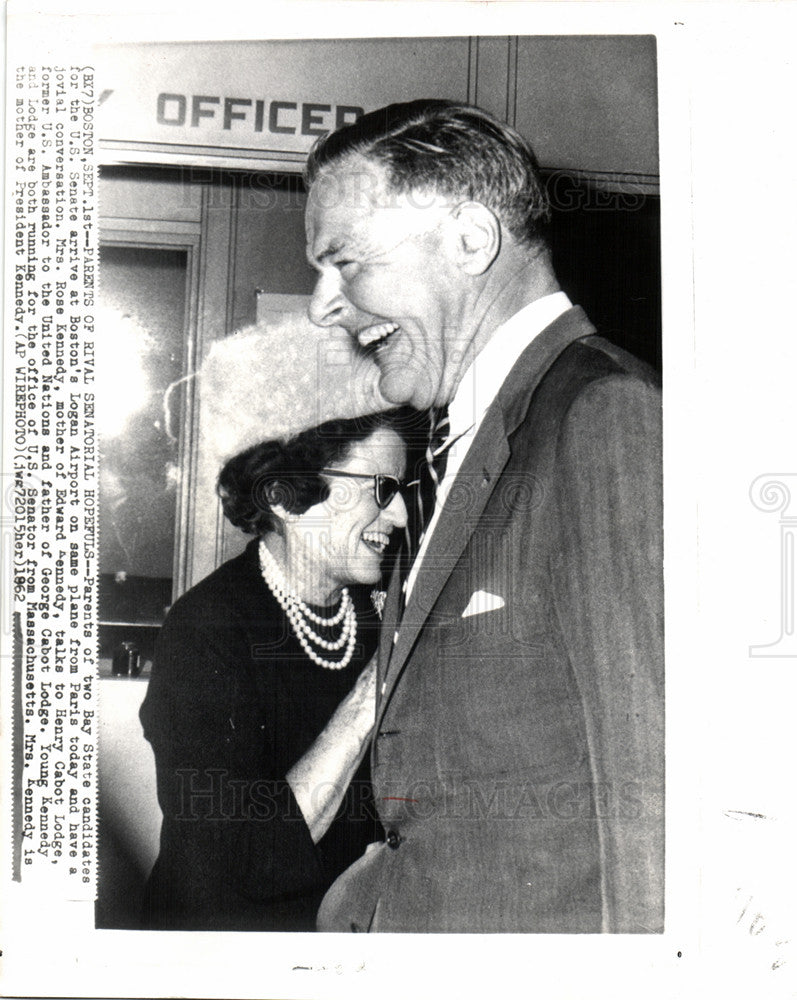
left=357, top=321, right=400, bottom=350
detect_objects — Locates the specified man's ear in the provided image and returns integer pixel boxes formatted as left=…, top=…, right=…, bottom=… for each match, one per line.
left=448, top=201, right=501, bottom=275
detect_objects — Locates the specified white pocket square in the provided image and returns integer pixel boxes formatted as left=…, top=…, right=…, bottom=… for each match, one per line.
left=461, top=590, right=505, bottom=618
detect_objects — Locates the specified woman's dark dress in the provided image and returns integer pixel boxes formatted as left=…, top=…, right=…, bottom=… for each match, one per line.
left=139, top=538, right=382, bottom=931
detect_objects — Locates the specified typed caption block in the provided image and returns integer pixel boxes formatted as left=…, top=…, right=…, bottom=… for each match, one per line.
left=11, top=64, right=98, bottom=897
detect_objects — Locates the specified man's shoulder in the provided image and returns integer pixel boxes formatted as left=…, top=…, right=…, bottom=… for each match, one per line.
left=498, top=331, right=660, bottom=470
left=494, top=306, right=656, bottom=423
left=530, top=332, right=660, bottom=418
left=571, top=334, right=661, bottom=388
left=566, top=334, right=660, bottom=387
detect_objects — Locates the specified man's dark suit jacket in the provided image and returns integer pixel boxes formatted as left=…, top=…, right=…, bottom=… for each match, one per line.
left=318, top=306, right=664, bottom=933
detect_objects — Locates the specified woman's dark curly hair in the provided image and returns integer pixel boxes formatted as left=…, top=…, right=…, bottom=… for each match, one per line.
left=217, top=407, right=422, bottom=536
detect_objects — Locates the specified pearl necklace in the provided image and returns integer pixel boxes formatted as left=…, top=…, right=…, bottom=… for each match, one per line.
left=258, top=539, right=357, bottom=670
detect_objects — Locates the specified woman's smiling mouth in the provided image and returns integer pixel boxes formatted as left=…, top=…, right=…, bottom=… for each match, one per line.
left=362, top=529, right=390, bottom=554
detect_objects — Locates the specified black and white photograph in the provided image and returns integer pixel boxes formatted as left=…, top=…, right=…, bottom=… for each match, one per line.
left=92, top=32, right=663, bottom=936
left=2, top=3, right=796, bottom=998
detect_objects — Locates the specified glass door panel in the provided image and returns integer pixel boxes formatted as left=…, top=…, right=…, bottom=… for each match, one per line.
left=97, top=244, right=188, bottom=672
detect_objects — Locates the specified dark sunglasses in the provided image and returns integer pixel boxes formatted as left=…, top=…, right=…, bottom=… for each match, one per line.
left=319, top=469, right=409, bottom=510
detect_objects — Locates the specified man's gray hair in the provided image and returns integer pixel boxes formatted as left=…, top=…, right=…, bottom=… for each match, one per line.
left=305, top=99, right=551, bottom=249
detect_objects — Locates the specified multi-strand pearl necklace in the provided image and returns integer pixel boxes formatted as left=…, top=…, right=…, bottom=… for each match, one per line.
left=258, top=539, right=357, bottom=670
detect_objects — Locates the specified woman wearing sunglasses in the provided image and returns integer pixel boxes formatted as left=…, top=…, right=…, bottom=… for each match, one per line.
left=139, top=320, right=413, bottom=931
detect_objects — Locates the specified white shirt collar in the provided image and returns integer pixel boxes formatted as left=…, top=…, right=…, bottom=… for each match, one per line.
left=403, top=292, right=572, bottom=603
left=447, top=291, right=572, bottom=440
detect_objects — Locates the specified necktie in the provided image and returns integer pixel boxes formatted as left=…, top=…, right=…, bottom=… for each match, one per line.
left=415, top=406, right=451, bottom=548
left=400, top=407, right=450, bottom=606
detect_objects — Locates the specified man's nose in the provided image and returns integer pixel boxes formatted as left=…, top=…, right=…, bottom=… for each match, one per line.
left=309, top=269, right=346, bottom=327
left=384, top=492, right=408, bottom=530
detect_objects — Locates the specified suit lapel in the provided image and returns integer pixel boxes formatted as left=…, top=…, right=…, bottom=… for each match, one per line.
left=385, top=405, right=509, bottom=688
left=376, top=558, right=402, bottom=690
left=377, top=306, right=596, bottom=722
